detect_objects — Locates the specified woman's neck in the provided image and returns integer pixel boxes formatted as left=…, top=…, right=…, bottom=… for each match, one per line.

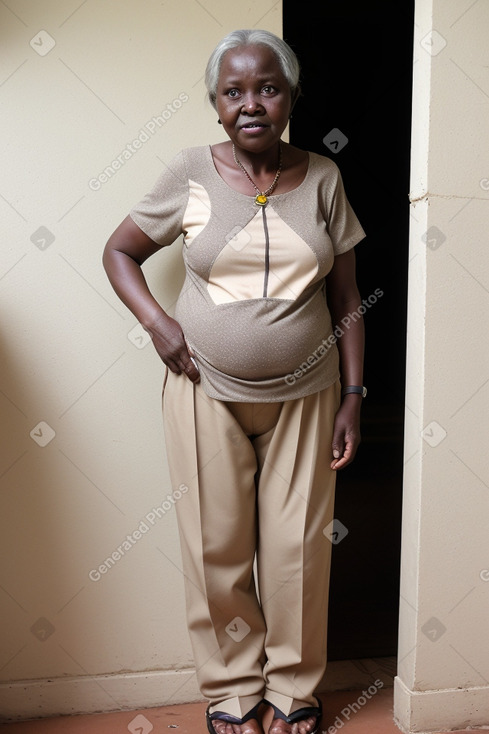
left=231, top=140, right=283, bottom=176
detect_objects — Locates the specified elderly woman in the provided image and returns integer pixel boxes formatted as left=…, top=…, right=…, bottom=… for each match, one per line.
left=103, top=28, right=366, bottom=734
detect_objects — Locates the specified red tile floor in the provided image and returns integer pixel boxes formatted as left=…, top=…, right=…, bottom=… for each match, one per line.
left=0, top=687, right=482, bottom=734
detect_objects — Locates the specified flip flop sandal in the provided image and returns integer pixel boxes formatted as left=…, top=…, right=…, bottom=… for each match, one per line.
left=206, top=700, right=263, bottom=733
left=264, top=697, right=322, bottom=734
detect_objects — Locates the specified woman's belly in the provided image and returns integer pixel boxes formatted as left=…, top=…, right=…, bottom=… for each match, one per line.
left=175, top=284, right=335, bottom=381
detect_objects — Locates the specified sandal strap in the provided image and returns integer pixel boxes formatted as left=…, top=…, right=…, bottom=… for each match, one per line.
left=264, top=698, right=322, bottom=727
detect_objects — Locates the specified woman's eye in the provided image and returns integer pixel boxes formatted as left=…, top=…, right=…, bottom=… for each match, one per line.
left=227, top=89, right=240, bottom=98
left=262, top=86, right=276, bottom=94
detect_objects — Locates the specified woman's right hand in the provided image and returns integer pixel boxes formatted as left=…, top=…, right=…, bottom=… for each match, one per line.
left=146, top=312, right=200, bottom=383
left=102, top=215, right=200, bottom=384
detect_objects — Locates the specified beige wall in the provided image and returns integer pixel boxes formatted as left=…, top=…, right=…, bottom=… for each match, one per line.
left=3, top=0, right=488, bottom=728
left=394, top=0, right=489, bottom=730
left=0, top=0, right=283, bottom=720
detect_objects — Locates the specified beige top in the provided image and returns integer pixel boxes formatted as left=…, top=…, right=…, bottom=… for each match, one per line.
left=130, top=145, right=366, bottom=402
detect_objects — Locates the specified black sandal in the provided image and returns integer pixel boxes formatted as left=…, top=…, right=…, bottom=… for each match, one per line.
left=206, top=700, right=263, bottom=733
left=264, top=697, right=322, bottom=734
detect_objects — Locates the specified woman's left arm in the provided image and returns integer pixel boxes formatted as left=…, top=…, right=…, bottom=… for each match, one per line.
left=325, top=248, right=365, bottom=471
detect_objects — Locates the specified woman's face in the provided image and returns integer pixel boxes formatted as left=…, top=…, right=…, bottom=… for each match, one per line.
left=215, top=44, right=293, bottom=155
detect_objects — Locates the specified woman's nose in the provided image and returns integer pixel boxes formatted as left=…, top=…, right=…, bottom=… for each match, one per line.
left=241, top=93, right=263, bottom=114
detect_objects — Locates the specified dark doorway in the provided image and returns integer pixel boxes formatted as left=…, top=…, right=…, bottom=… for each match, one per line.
left=283, top=2, right=415, bottom=659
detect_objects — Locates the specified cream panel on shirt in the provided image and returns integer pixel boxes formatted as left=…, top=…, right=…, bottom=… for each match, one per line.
left=207, top=205, right=319, bottom=304
left=182, top=179, right=211, bottom=247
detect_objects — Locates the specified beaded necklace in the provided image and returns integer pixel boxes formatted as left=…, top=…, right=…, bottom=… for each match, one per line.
left=232, top=143, right=282, bottom=207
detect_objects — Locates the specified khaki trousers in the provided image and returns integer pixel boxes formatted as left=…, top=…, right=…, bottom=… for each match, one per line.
left=162, top=369, right=340, bottom=719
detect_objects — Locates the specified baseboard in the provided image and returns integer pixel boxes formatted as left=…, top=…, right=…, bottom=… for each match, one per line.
left=393, top=675, right=489, bottom=733
left=0, top=668, right=203, bottom=723
left=0, top=658, right=397, bottom=723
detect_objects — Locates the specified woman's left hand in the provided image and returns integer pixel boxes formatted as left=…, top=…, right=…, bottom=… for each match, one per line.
left=330, top=396, right=362, bottom=470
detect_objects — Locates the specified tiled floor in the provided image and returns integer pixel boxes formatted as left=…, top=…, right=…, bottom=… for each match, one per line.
left=0, top=687, right=482, bottom=734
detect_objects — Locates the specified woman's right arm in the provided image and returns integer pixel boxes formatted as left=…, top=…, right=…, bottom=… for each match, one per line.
left=102, top=215, right=200, bottom=382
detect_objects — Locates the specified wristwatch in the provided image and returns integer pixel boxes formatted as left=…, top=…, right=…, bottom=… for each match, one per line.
left=342, top=385, right=367, bottom=398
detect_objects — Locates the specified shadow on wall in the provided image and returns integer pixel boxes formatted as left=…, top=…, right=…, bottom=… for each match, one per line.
left=0, top=326, right=90, bottom=676
left=0, top=233, right=190, bottom=716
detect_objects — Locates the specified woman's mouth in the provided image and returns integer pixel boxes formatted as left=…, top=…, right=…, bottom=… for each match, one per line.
left=240, top=122, right=268, bottom=134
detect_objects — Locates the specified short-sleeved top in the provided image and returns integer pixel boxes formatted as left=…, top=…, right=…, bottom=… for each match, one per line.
left=129, top=145, right=365, bottom=402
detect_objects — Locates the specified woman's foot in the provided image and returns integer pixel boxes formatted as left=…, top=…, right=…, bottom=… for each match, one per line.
left=263, top=699, right=322, bottom=734
left=268, top=715, right=317, bottom=734
left=206, top=702, right=264, bottom=734
left=209, top=718, right=263, bottom=734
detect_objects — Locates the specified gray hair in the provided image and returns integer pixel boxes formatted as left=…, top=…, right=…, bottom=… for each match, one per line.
left=205, top=29, right=301, bottom=110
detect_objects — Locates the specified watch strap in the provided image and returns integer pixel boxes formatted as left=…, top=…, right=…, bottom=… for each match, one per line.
left=342, top=385, right=367, bottom=398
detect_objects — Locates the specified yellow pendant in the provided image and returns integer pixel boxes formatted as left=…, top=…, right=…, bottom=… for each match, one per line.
left=255, top=194, right=268, bottom=206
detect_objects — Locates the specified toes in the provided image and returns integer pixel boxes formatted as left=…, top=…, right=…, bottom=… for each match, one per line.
left=298, top=717, right=315, bottom=734
left=241, top=723, right=262, bottom=734
left=268, top=716, right=316, bottom=734
left=211, top=722, right=235, bottom=734
left=268, top=721, right=289, bottom=734
left=211, top=719, right=262, bottom=734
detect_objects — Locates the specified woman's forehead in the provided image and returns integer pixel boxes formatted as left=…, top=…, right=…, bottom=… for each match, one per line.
left=218, top=44, right=283, bottom=80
